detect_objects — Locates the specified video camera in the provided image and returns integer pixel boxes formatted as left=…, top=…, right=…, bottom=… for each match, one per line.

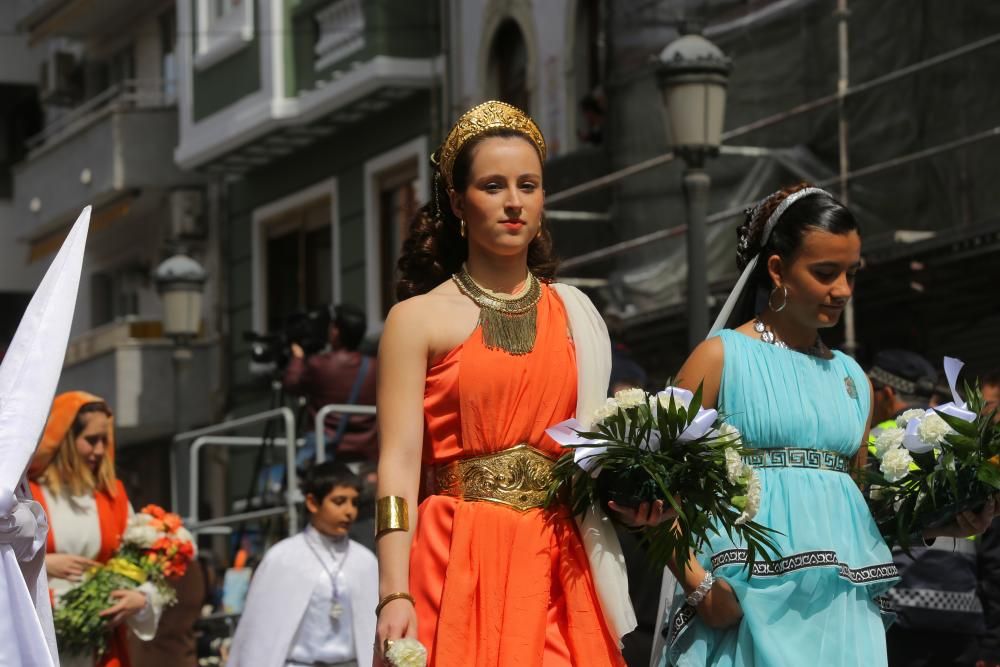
left=243, top=306, right=331, bottom=375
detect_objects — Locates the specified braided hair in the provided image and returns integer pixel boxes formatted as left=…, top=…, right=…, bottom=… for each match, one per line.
left=728, top=183, right=860, bottom=325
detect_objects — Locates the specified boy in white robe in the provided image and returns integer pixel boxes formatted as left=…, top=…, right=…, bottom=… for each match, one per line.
left=227, top=462, right=378, bottom=667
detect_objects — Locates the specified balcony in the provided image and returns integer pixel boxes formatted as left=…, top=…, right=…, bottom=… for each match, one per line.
left=57, top=318, right=222, bottom=445
left=13, top=79, right=202, bottom=238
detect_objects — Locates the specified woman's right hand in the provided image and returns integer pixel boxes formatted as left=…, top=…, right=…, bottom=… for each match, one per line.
left=375, top=598, right=418, bottom=665
left=45, top=553, right=99, bottom=581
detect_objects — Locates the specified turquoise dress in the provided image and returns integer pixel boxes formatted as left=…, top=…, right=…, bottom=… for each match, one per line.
left=661, top=329, right=899, bottom=667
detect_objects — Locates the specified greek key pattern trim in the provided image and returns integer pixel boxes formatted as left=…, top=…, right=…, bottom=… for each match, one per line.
left=666, top=553, right=898, bottom=651
left=742, top=447, right=850, bottom=473
left=710, top=549, right=899, bottom=583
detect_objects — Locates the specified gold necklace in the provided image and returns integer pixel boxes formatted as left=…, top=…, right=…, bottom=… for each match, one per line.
left=452, top=265, right=542, bottom=355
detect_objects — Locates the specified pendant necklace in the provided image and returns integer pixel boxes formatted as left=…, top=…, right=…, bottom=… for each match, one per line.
left=452, top=263, right=542, bottom=356
left=303, top=530, right=350, bottom=621
left=753, top=317, right=826, bottom=357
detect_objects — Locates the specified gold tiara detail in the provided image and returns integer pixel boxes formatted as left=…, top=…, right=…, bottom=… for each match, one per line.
left=438, top=100, right=546, bottom=188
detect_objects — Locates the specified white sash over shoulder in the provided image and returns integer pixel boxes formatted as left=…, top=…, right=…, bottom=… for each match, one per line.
left=552, top=283, right=637, bottom=645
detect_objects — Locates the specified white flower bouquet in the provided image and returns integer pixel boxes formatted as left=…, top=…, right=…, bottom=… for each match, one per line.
left=868, top=357, right=1000, bottom=548
left=546, top=384, right=779, bottom=573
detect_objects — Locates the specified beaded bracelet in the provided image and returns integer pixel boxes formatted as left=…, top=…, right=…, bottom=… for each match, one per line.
left=685, top=571, right=715, bottom=607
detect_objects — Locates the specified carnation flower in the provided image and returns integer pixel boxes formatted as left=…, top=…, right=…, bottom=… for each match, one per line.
left=591, top=397, right=620, bottom=424
left=123, top=523, right=159, bottom=549
left=734, top=470, right=762, bottom=525
left=873, top=428, right=905, bottom=458
left=724, top=448, right=751, bottom=485
left=613, top=387, right=646, bottom=409
left=880, top=447, right=914, bottom=483
left=917, top=412, right=953, bottom=447
left=385, top=638, right=428, bottom=667
left=896, top=408, right=926, bottom=429
left=716, top=423, right=741, bottom=445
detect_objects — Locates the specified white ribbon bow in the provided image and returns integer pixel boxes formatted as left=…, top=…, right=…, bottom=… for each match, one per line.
left=546, top=387, right=720, bottom=476
left=902, top=356, right=977, bottom=454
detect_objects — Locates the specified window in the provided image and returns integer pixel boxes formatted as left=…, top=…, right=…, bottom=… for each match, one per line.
left=572, top=0, right=605, bottom=147
left=363, top=137, right=428, bottom=322
left=91, top=267, right=142, bottom=327
left=487, top=19, right=530, bottom=112
left=195, top=0, right=254, bottom=70
left=263, top=198, right=332, bottom=333
left=375, top=162, right=419, bottom=317
left=160, top=9, right=177, bottom=101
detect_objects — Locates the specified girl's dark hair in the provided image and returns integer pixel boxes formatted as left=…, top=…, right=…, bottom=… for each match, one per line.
left=730, top=182, right=860, bottom=323
left=396, top=128, right=558, bottom=300
left=303, top=461, right=361, bottom=501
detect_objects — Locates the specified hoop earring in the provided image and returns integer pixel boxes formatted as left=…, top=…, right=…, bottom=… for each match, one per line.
left=768, top=285, right=788, bottom=312
left=460, top=218, right=466, bottom=239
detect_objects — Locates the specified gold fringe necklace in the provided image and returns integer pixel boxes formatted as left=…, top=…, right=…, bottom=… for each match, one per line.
left=452, top=265, right=542, bottom=355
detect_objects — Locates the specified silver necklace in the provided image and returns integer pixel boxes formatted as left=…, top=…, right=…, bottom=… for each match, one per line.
left=753, top=317, right=826, bottom=357
left=303, top=530, right=349, bottom=621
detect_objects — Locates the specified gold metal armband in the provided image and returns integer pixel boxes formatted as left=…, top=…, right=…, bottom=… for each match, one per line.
left=375, top=495, right=410, bottom=539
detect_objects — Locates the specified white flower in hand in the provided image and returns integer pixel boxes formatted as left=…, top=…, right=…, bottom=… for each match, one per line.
left=385, top=638, right=428, bottom=667
left=880, top=447, right=914, bottom=483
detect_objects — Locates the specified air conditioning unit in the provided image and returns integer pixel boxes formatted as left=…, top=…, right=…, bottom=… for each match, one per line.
left=169, top=189, right=206, bottom=239
left=39, top=51, right=79, bottom=104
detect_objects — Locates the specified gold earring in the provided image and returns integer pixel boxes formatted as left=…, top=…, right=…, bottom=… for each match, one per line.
left=460, top=218, right=467, bottom=238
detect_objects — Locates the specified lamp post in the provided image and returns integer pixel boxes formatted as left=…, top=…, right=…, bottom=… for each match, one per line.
left=155, top=252, right=206, bottom=516
left=656, top=30, right=731, bottom=348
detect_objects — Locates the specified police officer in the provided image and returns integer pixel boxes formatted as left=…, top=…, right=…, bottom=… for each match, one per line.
left=869, top=350, right=984, bottom=667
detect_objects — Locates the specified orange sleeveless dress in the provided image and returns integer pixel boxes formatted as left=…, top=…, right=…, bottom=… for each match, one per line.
left=410, top=285, right=625, bottom=667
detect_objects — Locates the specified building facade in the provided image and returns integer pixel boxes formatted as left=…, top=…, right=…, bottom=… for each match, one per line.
left=9, top=0, right=222, bottom=507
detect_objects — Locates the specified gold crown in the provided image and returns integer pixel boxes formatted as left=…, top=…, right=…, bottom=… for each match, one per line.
left=438, top=100, right=546, bottom=188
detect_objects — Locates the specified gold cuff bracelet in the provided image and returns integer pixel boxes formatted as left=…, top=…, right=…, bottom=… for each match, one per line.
left=376, top=495, right=409, bottom=539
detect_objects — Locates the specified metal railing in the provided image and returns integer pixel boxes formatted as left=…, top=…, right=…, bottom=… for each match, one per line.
left=27, top=78, right=176, bottom=153
left=314, top=403, right=377, bottom=463
left=171, top=403, right=377, bottom=537
left=171, top=408, right=298, bottom=534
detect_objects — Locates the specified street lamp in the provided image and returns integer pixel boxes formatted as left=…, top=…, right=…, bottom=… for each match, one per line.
left=154, top=253, right=207, bottom=344
left=656, top=30, right=731, bottom=348
left=155, top=252, right=206, bottom=516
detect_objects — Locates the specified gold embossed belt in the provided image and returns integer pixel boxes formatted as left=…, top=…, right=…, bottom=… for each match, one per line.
left=434, top=444, right=556, bottom=511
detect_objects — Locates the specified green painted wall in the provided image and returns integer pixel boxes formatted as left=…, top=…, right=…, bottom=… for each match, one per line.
left=224, top=92, right=432, bottom=396
left=191, top=0, right=263, bottom=121
left=290, top=0, right=440, bottom=95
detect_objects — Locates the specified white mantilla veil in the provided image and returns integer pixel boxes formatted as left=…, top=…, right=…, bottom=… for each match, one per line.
left=0, top=206, right=92, bottom=667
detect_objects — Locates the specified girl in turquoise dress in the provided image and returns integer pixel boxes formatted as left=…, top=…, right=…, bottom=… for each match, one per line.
left=658, top=184, right=995, bottom=667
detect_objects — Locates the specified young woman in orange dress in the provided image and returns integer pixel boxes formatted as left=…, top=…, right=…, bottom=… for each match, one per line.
left=373, top=101, right=658, bottom=666
left=29, top=391, right=161, bottom=667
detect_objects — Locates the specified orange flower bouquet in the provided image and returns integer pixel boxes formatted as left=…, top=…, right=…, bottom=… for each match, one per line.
left=54, top=504, right=196, bottom=658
